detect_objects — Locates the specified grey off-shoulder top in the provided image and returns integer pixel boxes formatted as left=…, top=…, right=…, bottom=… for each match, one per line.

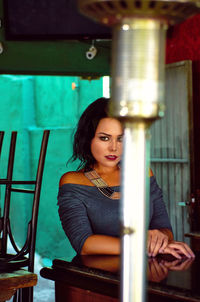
left=57, top=175, right=172, bottom=254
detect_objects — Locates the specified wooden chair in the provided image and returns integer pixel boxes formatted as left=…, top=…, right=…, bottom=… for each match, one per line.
left=0, top=130, right=50, bottom=302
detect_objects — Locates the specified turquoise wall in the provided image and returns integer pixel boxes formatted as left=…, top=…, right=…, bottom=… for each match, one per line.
left=0, top=75, right=103, bottom=261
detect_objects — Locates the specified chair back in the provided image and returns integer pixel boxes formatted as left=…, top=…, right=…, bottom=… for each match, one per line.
left=0, top=130, right=50, bottom=273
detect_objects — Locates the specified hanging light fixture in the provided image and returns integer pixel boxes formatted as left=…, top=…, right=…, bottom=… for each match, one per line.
left=78, top=1, right=200, bottom=302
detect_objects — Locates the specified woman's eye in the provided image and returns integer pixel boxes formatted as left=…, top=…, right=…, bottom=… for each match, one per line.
left=99, top=136, right=109, bottom=141
left=118, top=136, right=123, bottom=142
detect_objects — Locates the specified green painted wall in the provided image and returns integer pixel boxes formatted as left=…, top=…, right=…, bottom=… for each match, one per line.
left=0, top=75, right=104, bottom=261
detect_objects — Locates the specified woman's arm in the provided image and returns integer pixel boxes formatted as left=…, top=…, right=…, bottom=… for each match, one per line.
left=81, top=235, right=120, bottom=255
left=58, top=183, right=94, bottom=254
left=82, top=229, right=172, bottom=256
left=148, top=174, right=174, bottom=257
left=80, top=255, right=120, bottom=272
left=159, top=228, right=174, bottom=241
left=81, top=232, right=195, bottom=259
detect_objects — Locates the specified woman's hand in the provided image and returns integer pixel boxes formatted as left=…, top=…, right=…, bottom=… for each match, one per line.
left=147, top=229, right=169, bottom=257
left=160, top=240, right=195, bottom=259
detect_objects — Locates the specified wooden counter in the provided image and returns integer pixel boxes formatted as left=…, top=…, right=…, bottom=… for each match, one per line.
left=40, top=253, right=200, bottom=302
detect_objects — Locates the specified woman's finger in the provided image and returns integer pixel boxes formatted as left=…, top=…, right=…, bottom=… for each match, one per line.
left=152, top=236, right=167, bottom=257
left=168, top=241, right=195, bottom=258
left=160, top=246, right=182, bottom=259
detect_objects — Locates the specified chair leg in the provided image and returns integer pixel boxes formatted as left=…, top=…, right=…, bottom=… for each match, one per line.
left=1, top=131, right=17, bottom=255
left=29, top=130, right=50, bottom=273
left=12, top=286, right=33, bottom=302
left=21, top=287, right=33, bottom=302
left=13, top=287, right=33, bottom=302
left=0, top=131, right=4, bottom=157
left=12, top=289, right=19, bottom=302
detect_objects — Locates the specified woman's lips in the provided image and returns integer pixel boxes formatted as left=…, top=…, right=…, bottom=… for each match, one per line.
left=105, top=155, right=118, bottom=161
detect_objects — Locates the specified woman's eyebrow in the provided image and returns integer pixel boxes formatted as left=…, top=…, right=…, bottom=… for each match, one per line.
left=97, top=132, right=111, bottom=136
left=97, top=132, right=123, bottom=136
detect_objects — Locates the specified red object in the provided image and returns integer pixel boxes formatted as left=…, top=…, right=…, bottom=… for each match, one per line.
left=166, top=14, right=200, bottom=64
left=166, top=13, right=200, bottom=190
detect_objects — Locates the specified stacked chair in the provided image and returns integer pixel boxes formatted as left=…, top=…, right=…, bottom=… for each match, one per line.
left=0, top=130, right=50, bottom=302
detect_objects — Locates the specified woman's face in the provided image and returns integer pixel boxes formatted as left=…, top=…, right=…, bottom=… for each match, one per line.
left=91, top=118, right=123, bottom=169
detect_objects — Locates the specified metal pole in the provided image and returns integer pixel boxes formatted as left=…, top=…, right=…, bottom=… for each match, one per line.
left=121, top=123, right=150, bottom=302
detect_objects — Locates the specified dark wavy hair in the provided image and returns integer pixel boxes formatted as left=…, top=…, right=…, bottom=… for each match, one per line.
left=71, top=97, right=110, bottom=171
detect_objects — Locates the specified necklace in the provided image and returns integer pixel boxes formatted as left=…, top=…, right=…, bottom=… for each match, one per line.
left=84, top=169, right=120, bottom=200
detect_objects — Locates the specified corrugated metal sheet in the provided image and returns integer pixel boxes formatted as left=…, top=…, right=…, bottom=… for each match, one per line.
left=150, top=60, right=193, bottom=241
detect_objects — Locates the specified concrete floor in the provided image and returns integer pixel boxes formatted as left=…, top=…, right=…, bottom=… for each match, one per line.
left=33, top=272, right=55, bottom=302
left=33, top=255, right=55, bottom=302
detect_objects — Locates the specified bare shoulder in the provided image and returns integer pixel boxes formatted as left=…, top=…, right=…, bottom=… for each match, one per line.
left=59, top=171, right=92, bottom=187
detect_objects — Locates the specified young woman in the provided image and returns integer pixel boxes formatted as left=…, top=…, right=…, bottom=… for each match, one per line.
left=58, top=98, right=194, bottom=259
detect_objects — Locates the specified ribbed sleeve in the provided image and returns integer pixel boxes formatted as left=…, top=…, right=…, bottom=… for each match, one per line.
left=57, top=185, right=93, bottom=254
left=149, top=176, right=172, bottom=232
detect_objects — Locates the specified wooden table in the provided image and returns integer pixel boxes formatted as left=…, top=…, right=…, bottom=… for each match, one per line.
left=40, top=253, right=200, bottom=302
left=0, top=269, right=37, bottom=301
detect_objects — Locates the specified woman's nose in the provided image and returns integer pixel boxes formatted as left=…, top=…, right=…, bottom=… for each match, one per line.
left=109, top=139, right=117, bottom=151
